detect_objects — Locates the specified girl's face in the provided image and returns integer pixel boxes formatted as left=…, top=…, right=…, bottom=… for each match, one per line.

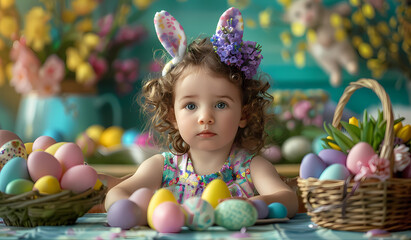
left=172, top=66, right=247, bottom=153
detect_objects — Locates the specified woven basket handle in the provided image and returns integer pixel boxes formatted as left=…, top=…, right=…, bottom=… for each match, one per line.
left=331, top=79, right=395, bottom=176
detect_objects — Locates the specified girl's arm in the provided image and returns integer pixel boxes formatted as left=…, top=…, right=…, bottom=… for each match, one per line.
left=249, top=155, right=299, bottom=218
left=104, top=154, right=164, bottom=211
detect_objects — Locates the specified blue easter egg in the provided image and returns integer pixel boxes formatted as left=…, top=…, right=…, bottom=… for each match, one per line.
left=0, top=157, right=30, bottom=192
left=268, top=202, right=288, bottom=219
left=312, top=134, right=327, bottom=154
left=122, top=129, right=140, bottom=146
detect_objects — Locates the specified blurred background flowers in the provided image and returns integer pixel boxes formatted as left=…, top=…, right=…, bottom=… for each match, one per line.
left=0, top=0, right=154, bottom=97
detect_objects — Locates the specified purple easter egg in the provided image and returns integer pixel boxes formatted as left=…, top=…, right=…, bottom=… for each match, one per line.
left=299, top=153, right=327, bottom=179
left=251, top=199, right=269, bottom=219
left=107, top=199, right=143, bottom=229
left=318, top=149, right=347, bottom=166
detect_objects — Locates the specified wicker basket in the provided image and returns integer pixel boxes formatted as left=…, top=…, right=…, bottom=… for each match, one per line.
left=0, top=186, right=107, bottom=227
left=297, top=79, right=411, bottom=232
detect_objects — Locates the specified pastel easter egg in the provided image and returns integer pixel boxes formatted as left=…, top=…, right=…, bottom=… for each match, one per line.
left=268, top=202, right=288, bottom=218
left=312, top=134, right=328, bottom=154
left=44, top=142, right=67, bottom=155
left=201, top=179, right=231, bottom=208
left=54, top=143, right=85, bottom=173
left=32, top=136, right=57, bottom=151
left=299, top=153, right=327, bottom=179
left=215, top=199, right=258, bottom=230
left=318, top=149, right=347, bottom=166
left=107, top=199, right=143, bottom=229
left=75, top=133, right=97, bottom=157
left=152, top=201, right=185, bottom=233
left=182, top=196, right=214, bottom=230
left=260, top=145, right=282, bottom=163
left=5, top=179, right=34, bottom=195
left=319, top=164, right=351, bottom=180
left=33, top=175, right=61, bottom=194
left=60, top=165, right=97, bottom=194
left=147, top=188, right=178, bottom=229
left=0, top=157, right=30, bottom=192
left=0, top=130, right=23, bottom=147
left=99, top=126, right=124, bottom=149
left=251, top=199, right=269, bottom=219
left=134, top=132, right=154, bottom=147
left=129, top=188, right=155, bottom=226
left=27, top=151, right=62, bottom=182
left=122, top=128, right=140, bottom=146
left=86, top=125, right=105, bottom=143
left=282, top=136, right=312, bottom=163
left=0, top=139, right=27, bottom=172
left=24, top=142, right=33, bottom=155
left=346, top=142, right=375, bottom=174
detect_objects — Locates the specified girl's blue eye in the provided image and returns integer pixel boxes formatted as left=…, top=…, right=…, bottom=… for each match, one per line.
left=216, top=102, right=226, bottom=109
left=185, top=103, right=196, bottom=110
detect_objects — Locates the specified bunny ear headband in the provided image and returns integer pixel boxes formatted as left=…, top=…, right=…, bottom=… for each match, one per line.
left=154, top=7, right=263, bottom=79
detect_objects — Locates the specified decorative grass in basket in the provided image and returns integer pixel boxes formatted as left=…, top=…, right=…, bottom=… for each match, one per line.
left=0, top=131, right=107, bottom=227
left=297, top=79, right=411, bottom=232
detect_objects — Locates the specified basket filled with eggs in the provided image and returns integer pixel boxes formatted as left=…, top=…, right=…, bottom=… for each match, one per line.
left=297, top=79, right=411, bottom=232
left=0, top=130, right=107, bottom=227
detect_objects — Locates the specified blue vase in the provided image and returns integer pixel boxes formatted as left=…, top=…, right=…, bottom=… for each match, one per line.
left=15, top=93, right=122, bottom=142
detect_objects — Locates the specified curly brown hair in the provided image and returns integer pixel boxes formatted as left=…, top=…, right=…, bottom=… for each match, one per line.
left=141, top=38, right=273, bottom=155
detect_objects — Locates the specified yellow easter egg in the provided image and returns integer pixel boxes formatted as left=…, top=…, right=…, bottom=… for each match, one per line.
left=147, top=188, right=178, bottom=229
left=99, top=126, right=124, bottom=149
left=201, top=179, right=231, bottom=209
left=86, top=125, right=105, bottom=143
left=45, top=142, right=67, bottom=155
left=33, top=175, right=62, bottom=194
left=24, top=142, right=33, bottom=155
left=93, top=178, right=103, bottom=190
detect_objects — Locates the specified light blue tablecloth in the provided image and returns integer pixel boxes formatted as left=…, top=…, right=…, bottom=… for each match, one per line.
left=1, top=213, right=410, bottom=240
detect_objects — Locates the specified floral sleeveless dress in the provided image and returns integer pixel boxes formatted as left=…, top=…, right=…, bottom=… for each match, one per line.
left=161, top=148, right=257, bottom=203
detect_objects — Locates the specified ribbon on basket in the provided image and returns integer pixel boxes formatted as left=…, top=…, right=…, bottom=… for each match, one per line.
left=306, top=176, right=362, bottom=218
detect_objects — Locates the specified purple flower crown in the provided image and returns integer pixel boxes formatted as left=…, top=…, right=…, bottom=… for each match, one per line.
left=210, top=18, right=263, bottom=79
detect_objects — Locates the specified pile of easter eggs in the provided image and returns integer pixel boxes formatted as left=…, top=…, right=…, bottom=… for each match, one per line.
left=0, top=130, right=102, bottom=196
left=300, top=142, right=411, bottom=180
left=107, top=179, right=288, bottom=232
left=75, top=125, right=155, bottom=156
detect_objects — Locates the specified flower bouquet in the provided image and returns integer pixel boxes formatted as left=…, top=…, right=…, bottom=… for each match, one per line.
left=0, top=0, right=151, bottom=96
left=297, top=78, right=411, bottom=232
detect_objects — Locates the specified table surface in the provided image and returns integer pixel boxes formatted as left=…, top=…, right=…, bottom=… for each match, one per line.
left=1, top=213, right=410, bottom=240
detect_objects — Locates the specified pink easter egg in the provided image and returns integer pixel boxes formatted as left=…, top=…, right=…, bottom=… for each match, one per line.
left=32, top=136, right=56, bottom=151
left=54, top=142, right=85, bottom=173
left=129, top=188, right=155, bottom=226
left=346, top=142, right=375, bottom=174
left=152, top=201, right=184, bottom=233
left=261, top=145, right=282, bottom=163
left=134, top=132, right=154, bottom=147
left=27, top=151, right=62, bottom=182
left=60, top=165, right=97, bottom=194
left=0, top=130, right=23, bottom=148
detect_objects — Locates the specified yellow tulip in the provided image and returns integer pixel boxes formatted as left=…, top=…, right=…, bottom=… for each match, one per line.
left=397, top=125, right=411, bottom=143
left=76, top=62, right=96, bottom=84
left=394, top=122, right=403, bottom=135
left=349, top=117, right=359, bottom=127
left=0, top=0, right=15, bottom=9
left=326, top=136, right=341, bottom=151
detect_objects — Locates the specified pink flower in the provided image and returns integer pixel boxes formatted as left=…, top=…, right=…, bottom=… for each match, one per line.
left=149, top=61, right=162, bottom=72
left=394, top=144, right=411, bottom=172
left=113, top=59, right=139, bottom=84
left=354, top=154, right=390, bottom=181
left=293, top=100, right=312, bottom=120
left=37, top=55, right=65, bottom=96
left=114, top=25, right=147, bottom=46
left=97, top=14, right=114, bottom=37
left=89, top=54, right=108, bottom=80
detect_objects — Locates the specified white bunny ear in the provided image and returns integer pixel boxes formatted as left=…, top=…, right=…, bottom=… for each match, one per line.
left=216, top=7, right=244, bottom=38
left=154, top=10, right=187, bottom=76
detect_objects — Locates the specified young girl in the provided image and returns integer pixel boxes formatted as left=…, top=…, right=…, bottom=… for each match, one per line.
left=105, top=7, right=298, bottom=219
